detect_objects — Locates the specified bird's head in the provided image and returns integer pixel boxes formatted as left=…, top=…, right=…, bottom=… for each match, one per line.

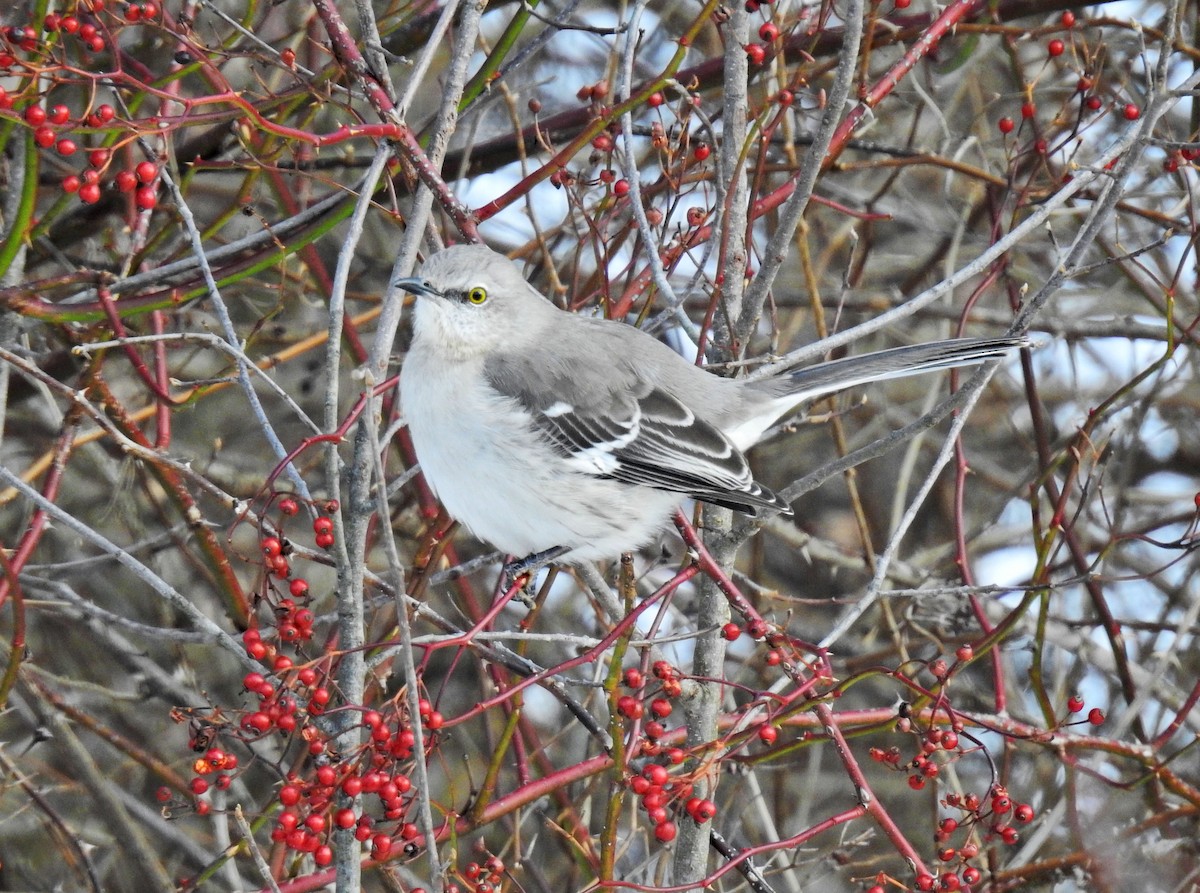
left=395, top=245, right=555, bottom=359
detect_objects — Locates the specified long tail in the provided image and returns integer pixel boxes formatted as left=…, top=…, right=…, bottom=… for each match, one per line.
left=778, top=336, right=1029, bottom=404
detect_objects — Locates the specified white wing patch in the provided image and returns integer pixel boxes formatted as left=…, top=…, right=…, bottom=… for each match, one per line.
left=558, top=404, right=642, bottom=474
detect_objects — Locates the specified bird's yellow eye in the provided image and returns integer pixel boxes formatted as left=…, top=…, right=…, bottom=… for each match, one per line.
left=467, top=286, right=488, bottom=305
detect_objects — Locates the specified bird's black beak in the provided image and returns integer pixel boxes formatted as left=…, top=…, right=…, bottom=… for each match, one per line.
left=393, top=276, right=439, bottom=298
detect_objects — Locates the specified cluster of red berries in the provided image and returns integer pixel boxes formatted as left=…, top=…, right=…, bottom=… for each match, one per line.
left=1161, top=147, right=1200, bottom=173
left=618, top=663, right=721, bottom=843
left=227, top=679, right=443, bottom=865
left=272, top=766, right=423, bottom=867
left=237, top=655, right=318, bottom=735
left=870, top=722, right=961, bottom=791
left=861, top=785, right=1039, bottom=891
left=618, top=662, right=683, bottom=753
left=0, top=3, right=170, bottom=206
left=182, top=746, right=239, bottom=802
left=1064, top=694, right=1105, bottom=727
left=460, top=855, right=506, bottom=893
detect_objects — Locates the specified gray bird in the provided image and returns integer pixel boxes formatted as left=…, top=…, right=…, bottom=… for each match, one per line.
left=396, top=244, right=1025, bottom=570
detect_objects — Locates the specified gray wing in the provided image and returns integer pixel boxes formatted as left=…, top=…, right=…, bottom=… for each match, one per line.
left=485, top=348, right=790, bottom=516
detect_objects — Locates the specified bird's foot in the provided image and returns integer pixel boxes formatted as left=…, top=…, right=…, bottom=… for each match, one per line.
left=501, top=545, right=569, bottom=592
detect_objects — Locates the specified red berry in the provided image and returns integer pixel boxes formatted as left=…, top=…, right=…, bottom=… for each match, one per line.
left=371, top=833, right=392, bottom=859
left=692, top=143, right=710, bottom=162
left=142, top=1, right=159, bottom=17
left=623, top=667, right=644, bottom=688
left=1085, top=95, right=1102, bottom=111
left=115, top=169, right=138, bottom=192
left=1061, top=10, right=1076, bottom=27
left=44, top=13, right=62, bottom=30
left=997, top=117, right=1014, bottom=134
left=80, top=181, right=101, bottom=207
left=647, top=91, right=664, bottom=107
left=1067, top=695, right=1084, bottom=713
left=1123, top=103, right=1140, bottom=120
left=721, top=622, right=741, bottom=640
left=48, top=104, right=70, bottom=125
left=757, top=724, right=777, bottom=744
left=89, top=35, right=105, bottom=52
left=56, top=138, right=77, bottom=156
left=278, top=784, right=301, bottom=806
left=744, top=43, right=766, bottom=66
left=617, top=695, right=643, bottom=719
left=96, top=104, right=116, bottom=122
left=1020, top=101, right=1036, bottom=118
left=24, top=106, right=46, bottom=126
left=613, top=178, right=630, bottom=197
left=1048, top=38, right=1065, bottom=57
left=62, top=174, right=82, bottom=193
left=758, top=22, right=779, bottom=42
left=280, top=47, right=296, bottom=67
left=189, top=777, right=209, bottom=795
left=135, top=183, right=157, bottom=208
left=61, top=16, right=80, bottom=33
left=894, top=0, right=910, bottom=6
left=1087, top=707, right=1105, bottom=725
left=80, top=23, right=97, bottom=40
left=1014, top=803, right=1035, bottom=823
left=88, top=148, right=109, bottom=167
left=591, top=133, right=613, bottom=152
left=126, top=4, right=142, bottom=21
left=135, top=160, right=158, bottom=183
left=654, top=820, right=677, bottom=842
left=33, top=127, right=55, bottom=148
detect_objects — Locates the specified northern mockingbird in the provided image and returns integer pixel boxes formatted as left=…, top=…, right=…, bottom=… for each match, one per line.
left=397, top=244, right=1025, bottom=572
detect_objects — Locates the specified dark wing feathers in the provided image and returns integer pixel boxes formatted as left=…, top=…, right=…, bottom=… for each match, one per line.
left=484, top=352, right=789, bottom=516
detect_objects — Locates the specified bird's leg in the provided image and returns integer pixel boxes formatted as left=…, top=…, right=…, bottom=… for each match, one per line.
left=501, top=545, right=569, bottom=590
